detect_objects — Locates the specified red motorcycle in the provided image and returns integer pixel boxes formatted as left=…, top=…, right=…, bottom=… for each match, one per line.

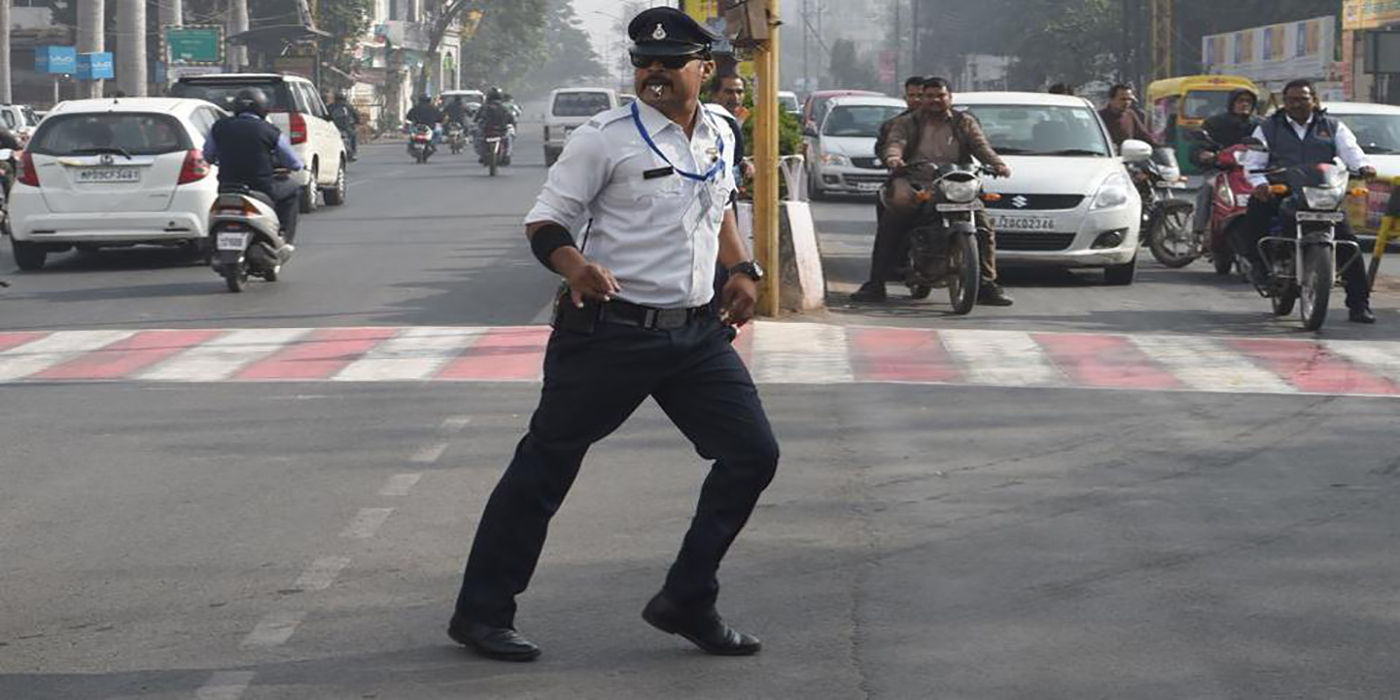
left=1201, top=140, right=1260, bottom=276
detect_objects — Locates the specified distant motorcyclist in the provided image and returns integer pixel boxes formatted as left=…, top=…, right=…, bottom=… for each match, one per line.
left=406, top=94, right=444, bottom=145
left=474, top=87, right=517, bottom=165
left=1236, top=79, right=1378, bottom=323
left=445, top=96, right=470, bottom=127
left=327, top=92, right=360, bottom=160
left=854, top=76, right=1014, bottom=305
left=1099, top=84, right=1160, bottom=148
left=1187, top=88, right=1261, bottom=241
left=202, top=88, right=304, bottom=246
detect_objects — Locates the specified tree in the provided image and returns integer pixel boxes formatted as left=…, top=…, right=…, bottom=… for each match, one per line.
left=828, top=39, right=878, bottom=91
left=457, top=0, right=549, bottom=90
left=514, top=0, right=607, bottom=98
left=310, top=0, right=373, bottom=83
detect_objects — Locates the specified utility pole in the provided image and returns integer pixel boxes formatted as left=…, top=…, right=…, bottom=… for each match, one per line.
left=0, top=0, right=11, bottom=104
left=117, top=0, right=147, bottom=96
left=801, top=0, right=808, bottom=94
left=1151, top=0, right=1173, bottom=81
left=161, top=0, right=184, bottom=28
left=754, top=0, right=781, bottom=317
left=229, top=0, right=249, bottom=71
left=77, top=0, right=104, bottom=98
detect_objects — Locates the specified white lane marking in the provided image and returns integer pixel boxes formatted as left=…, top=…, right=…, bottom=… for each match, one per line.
left=195, top=671, right=257, bottom=700
left=440, top=416, right=472, bottom=435
left=341, top=508, right=394, bottom=539
left=0, top=330, right=135, bottom=381
left=139, top=328, right=312, bottom=382
left=1130, top=335, right=1297, bottom=394
left=1325, top=340, right=1400, bottom=385
left=240, top=611, right=306, bottom=649
left=410, top=442, right=450, bottom=464
left=750, top=322, right=854, bottom=384
left=293, top=556, right=352, bottom=592
left=940, top=330, right=1065, bottom=387
left=333, top=327, right=484, bottom=382
left=379, top=473, right=423, bottom=496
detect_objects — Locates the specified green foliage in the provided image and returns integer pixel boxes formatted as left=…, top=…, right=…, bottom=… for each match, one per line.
left=739, top=93, right=802, bottom=158
left=457, top=0, right=550, bottom=91
left=312, top=0, right=374, bottom=81
left=513, top=0, right=608, bottom=98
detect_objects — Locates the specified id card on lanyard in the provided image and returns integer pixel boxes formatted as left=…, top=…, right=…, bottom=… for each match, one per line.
left=632, top=103, right=726, bottom=238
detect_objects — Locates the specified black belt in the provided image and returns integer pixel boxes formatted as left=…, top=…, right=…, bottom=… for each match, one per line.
left=558, top=297, right=709, bottom=331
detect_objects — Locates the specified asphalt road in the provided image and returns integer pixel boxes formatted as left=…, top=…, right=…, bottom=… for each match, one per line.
left=3, top=124, right=1400, bottom=699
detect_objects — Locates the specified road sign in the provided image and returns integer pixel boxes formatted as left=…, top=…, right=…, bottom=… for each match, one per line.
left=165, top=26, right=225, bottom=65
left=35, top=46, right=77, bottom=75
left=77, top=52, right=115, bottom=81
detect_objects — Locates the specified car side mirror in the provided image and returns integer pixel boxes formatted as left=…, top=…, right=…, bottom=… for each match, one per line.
left=1120, top=139, right=1152, bottom=163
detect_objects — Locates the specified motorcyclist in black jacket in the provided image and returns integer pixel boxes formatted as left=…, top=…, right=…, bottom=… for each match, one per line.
left=406, top=94, right=444, bottom=146
left=474, top=88, right=516, bottom=165
left=1188, top=89, right=1261, bottom=239
left=202, top=88, right=305, bottom=246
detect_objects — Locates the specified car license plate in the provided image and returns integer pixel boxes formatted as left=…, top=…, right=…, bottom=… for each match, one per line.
left=855, top=182, right=882, bottom=192
left=75, top=167, right=141, bottom=184
left=1296, top=211, right=1344, bottom=223
left=937, top=202, right=981, bottom=212
left=216, top=232, right=250, bottom=251
left=990, top=215, right=1055, bottom=231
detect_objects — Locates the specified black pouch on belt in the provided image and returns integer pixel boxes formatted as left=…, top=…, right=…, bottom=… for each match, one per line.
left=551, top=285, right=598, bottom=334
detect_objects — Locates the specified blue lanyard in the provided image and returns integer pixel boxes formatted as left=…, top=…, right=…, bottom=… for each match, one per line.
left=631, top=102, right=725, bottom=183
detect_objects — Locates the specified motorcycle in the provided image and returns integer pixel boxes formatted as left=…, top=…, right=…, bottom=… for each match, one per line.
left=209, top=176, right=294, bottom=293
left=407, top=123, right=435, bottom=164
left=479, top=124, right=512, bottom=177
left=445, top=121, right=467, bottom=155
left=1247, top=158, right=1369, bottom=331
left=1199, top=139, right=1259, bottom=276
left=1131, top=147, right=1197, bottom=268
left=891, top=161, right=1001, bottom=315
left=337, top=124, right=358, bottom=162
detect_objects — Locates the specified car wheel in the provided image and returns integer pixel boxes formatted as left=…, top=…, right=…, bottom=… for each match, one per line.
left=300, top=165, right=320, bottom=214
left=1104, top=252, right=1138, bottom=286
left=10, top=238, right=46, bottom=271
left=806, top=170, right=826, bottom=202
left=324, top=161, right=347, bottom=206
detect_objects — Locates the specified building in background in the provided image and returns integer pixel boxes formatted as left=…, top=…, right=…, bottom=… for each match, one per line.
left=350, top=1, right=463, bottom=130
left=1200, top=16, right=1341, bottom=101
left=959, top=54, right=1013, bottom=93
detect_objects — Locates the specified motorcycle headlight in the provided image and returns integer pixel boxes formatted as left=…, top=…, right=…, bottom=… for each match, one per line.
left=821, top=152, right=850, bottom=167
left=940, top=179, right=979, bottom=203
left=1302, top=185, right=1344, bottom=210
left=1090, top=172, right=1132, bottom=210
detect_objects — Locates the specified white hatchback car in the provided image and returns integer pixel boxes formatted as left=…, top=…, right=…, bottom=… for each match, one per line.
left=7, top=97, right=224, bottom=270
left=804, top=95, right=907, bottom=199
left=958, top=92, right=1144, bottom=284
left=544, top=88, right=618, bottom=166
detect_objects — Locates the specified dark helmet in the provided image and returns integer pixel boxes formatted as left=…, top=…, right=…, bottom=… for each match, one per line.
left=233, top=88, right=269, bottom=116
left=487, top=87, right=503, bottom=102
left=418, top=94, right=432, bottom=105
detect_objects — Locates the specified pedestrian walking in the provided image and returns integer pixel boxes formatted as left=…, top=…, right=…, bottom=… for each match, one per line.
left=446, top=6, right=780, bottom=662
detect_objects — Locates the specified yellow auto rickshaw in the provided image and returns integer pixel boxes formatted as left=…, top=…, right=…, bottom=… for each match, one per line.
left=1145, top=75, right=1263, bottom=176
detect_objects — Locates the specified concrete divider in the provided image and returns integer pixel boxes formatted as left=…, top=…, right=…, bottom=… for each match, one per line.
left=736, top=200, right=826, bottom=313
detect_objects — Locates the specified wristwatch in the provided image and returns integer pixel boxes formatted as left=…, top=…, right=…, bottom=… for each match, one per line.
left=729, top=260, right=765, bottom=283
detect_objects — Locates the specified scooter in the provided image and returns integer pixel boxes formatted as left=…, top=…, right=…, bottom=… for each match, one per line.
left=1246, top=158, right=1369, bottom=331
left=209, top=176, right=294, bottom=293
left=407, top=123, right=435, bottom=164
left=892, top=160, right=1002, bottom=315
left=445, top=121, right=467, bottom=155
left=1201, top=140, right=1259, bottom=276
left=1133, top=147, right=1197, bottom=268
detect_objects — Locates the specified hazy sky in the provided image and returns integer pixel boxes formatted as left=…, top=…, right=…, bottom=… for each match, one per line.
left=572, top=0, right=676, bottom=59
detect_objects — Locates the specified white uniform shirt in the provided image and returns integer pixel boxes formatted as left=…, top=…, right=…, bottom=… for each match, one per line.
left=1242, top=114, right=1370, bottom=187
left=526, top=101, right=738, bottom=309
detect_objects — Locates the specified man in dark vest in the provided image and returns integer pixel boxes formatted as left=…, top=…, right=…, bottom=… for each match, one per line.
left=202, top=88, right=305, bottom=245
left=1236, top=79, right=1378, bottom=323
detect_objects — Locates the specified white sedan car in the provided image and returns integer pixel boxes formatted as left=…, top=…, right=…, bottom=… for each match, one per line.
left=7, top=97, right=225, bottom=270
left=959, top=92, right=1144, bottom=284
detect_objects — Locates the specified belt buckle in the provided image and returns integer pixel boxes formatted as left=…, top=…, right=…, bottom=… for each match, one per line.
left=642, top=308, right=660, bottom=329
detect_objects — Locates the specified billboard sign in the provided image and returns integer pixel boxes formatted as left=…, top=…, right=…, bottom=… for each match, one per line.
left=1343, top=0, right=1400, bottom=30
left=35, top=46, right=77, bottom=75
left=77, top=52, right=115, bottom=81
left=166, top=26, right=224, bottom=65
left=1202, top=16, right=1335, bottom=83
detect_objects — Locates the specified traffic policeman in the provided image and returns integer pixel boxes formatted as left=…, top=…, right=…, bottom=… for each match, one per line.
left=448, top=7, right=779, bottom=662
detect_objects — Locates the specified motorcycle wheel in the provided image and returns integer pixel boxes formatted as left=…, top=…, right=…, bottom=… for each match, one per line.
left=489, top=146, right=499, bottom=177
left=1147, top=203, right=1198, bottom=268
left=224, top=263, right=248, bottom=293
left=1299, top=243, right=1334, bottom=331
left=263, top=264, right=281, bottom=283
left=948, top=233, right=980, bottom=315
left=1272, top=285, right=1298, bottom=316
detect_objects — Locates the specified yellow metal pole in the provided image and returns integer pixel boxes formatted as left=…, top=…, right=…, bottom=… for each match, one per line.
left=754, top=0, right=781, bottom=317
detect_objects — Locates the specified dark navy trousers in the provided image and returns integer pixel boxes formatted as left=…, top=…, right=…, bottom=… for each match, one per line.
left=454, top=315, right=780, bottom=628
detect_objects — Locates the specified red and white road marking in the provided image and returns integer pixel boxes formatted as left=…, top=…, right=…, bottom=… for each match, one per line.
left=1, top=322, right=1399, bottom=399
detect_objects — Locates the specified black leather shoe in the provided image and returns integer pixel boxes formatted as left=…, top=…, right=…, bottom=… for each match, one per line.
left=642, top=592, right=761, bottom=656
left=978, top=284, right=1014, bottom=306
left=850, top=283, right=887, bottom=303
left=909, top=284, right=932, bottom=300
left=447, top=615, right=541, bottom=661
left=1350, top=306, right=1378, bottom=324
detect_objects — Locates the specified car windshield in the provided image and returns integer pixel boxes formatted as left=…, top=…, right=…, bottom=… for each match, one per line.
left=965, top=105, right=1111, bottom=156
left=553, top=93, right=611, bottom=117
left=780, top=95, right=800, bottom=113
left=1336, top=113, right=1400, bottom=155
left=1182, top=90, right=1235, bottom=120
left=1, top=111, right=16, bottom=130
left=822, top=105, right=904, bottom=137
left=28, top=114, right=191, bottom=156
left=170, top=81, right=296, bottom=113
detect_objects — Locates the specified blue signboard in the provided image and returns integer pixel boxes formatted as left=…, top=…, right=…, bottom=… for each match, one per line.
left=77, top=52, right=115, bottom=81
left=35, top=46, right=77, bottom=75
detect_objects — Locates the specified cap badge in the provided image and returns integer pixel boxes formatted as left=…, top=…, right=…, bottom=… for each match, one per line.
left=653, top=23, right=668, bottom=40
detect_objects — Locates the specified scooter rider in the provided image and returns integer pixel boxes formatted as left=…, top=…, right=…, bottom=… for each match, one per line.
left=863, top=77, right=1015, bottom=306
left=475, top=87, right=517, bottom=165
left=203, top=88, right=304, bottom=247
left=1236, top=79, right=1378, bottom=323
left=1188, top=89, right=1260, bottom=240
left=406, top=94, right=445, bottom=146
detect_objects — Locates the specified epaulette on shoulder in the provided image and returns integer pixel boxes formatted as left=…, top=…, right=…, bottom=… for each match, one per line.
left=587, top=106, right=634, bottom=130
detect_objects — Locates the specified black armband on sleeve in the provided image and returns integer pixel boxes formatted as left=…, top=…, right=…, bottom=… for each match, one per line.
left=530, top=223, right=577, bottom=272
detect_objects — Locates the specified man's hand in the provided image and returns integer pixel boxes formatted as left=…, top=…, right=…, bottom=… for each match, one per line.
left=556, top=256, right=622, bottom=308
left=885, top=156, right=906, bottom=170
left=1252, top=183, right=1274, bottom=202
left=1359, top=165, right=1378, bottom=180
left=993, top=163, right=1012, bottom=178
left=719, top=274, right=759, bottom=328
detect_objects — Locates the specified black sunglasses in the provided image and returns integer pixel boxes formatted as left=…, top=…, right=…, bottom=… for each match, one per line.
left=629, top=52, right=705, bottom=70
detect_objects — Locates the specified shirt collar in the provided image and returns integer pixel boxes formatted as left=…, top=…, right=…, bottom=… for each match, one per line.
left=636, top=99, right=716, bottom=141
left=1287, top=112, right=1314, bottom=129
